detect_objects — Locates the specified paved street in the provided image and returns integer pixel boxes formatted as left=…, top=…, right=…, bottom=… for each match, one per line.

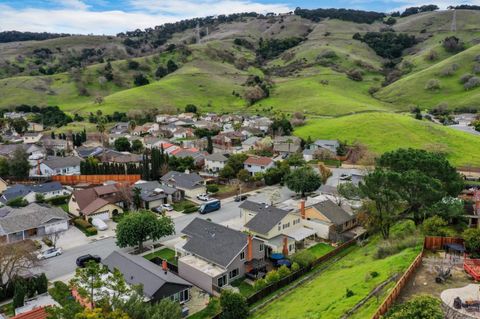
left=37, top=185, right=296, bottom=282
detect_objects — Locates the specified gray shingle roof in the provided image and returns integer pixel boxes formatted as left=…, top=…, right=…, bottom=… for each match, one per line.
left=0, top=182, right=64, bottom=204
left=205, top=153, right=228, bottom=162
left=102, top=250, right=191, bottom=299
left=43, top=156, right=83, bottom=169
left=161, top=171, right=203, bottom=190
left=133, top=181, right=178, bottom=202
left=0, top=203, right=69, bottom=235
left=182, top=218, right=248, bottom=268
left=312, top=199, right=354, bottom=225
left=313, top=140, right=339, bottom=153
left=240, top=200, right=291, bottom=235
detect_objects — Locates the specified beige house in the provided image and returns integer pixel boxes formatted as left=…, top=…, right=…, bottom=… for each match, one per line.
left=69, top=185, right=125, bottom=221
left=0, top=178, right=7, bottom=194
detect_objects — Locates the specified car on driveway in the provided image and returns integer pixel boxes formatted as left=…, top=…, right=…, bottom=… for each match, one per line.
left=339, top=174, right=352, bottom=181
left=197, top=194, right=210, bottom=201
left=91, top=218, right=108, bottom=231
left=76, top=254, right=101, bottom=267
left=37, top=247, right=63, bottom=260
left=153, top=204, right=174, bottom=213
left=234, top=194, right=248, bottom=202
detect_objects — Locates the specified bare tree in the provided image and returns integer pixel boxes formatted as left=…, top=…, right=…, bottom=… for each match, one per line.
left=0, top=241, right=40, bottom=286
left=45, top=231, right=65, bottom=249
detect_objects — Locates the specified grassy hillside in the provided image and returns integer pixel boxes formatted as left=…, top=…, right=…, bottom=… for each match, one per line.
left=376, top=44, right=480, bottom=111
left=295, top=113, right=480, bottom=167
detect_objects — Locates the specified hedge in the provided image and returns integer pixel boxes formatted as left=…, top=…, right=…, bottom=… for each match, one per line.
left=183, top=206, right=199, bottom=214
left=86, top=227, right=98, bottom=236
left=73, top=218, right=97, bottom=236
left=46, top=195, right=70, bottom=206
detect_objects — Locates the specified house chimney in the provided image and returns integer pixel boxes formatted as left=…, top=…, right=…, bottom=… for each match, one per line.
left=300, top=199, right=306, bottom=219
left=246, top=234, right=253, bottom=272
left=162, top=259, right=168, bottom=274
left=282, top=236, right=289, bottom=256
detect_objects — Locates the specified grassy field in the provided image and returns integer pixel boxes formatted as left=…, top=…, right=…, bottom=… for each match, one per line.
left=376, top=43, right=480, bottom=111
left=295, top=112, right=480, bottom=167
left=250, top=228, right=422, bottom=319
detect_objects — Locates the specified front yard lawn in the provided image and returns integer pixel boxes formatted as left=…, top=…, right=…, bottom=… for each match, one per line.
left=307, top=242, right=335, bottom=258
left=144, top=248, right=177, bottom=266
left=230, top=277, right=256, bottom=297
left=172, top=199, right=198, bottom=213
left=251, top=225, right=423, bottom=319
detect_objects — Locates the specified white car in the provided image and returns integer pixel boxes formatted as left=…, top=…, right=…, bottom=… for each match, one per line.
left=161, top=204, right=173, bottom=211
left=91, top=218, right=108, bottom=231
left=37, top=247, right=63, bottom=260
left=197, top=194, right=210, bottom=201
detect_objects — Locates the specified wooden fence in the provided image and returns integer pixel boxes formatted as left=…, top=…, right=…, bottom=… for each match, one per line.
left=423, top=236, right=464, bottom=251
left=371, top=250, right=424, bottom=319
left=52, top=174, right=140, bottom=185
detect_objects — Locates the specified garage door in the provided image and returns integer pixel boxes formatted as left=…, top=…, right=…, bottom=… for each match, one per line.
left=90, top=212, right=110, bottom=221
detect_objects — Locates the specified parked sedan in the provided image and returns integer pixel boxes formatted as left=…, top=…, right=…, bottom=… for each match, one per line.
left=76, top=254, right=101, bottom=268
left=37, top=247, right=63, bottom=260
left=153, top=204, right=174, bottom=213
left=234, top=194, right=248, bottom=202
left=197, top=194, right=210, bottom=201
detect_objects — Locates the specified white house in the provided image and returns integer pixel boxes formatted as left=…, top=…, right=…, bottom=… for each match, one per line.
left=23, top=132, right=43, bottom=144
left=31, top=156, right=82, bottom=177
left=205, top=153, right=228, bottom=173
left=244, top=156, right=274, bottom=176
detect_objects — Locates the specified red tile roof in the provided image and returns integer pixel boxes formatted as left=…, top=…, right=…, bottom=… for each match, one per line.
left=12, top=307, right=47, bottom=319
left=244, top=156, right=273, bottom=166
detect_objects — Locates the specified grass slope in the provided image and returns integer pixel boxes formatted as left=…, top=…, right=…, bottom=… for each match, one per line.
left=376, top=44, right=480, bottom=111
left=295, top=112, right=480, bottom=167
left=251, top=230, right=422, bottom=319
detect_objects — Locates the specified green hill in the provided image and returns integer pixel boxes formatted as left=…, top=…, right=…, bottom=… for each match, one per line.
left=294, top=113, right=480, bottom=167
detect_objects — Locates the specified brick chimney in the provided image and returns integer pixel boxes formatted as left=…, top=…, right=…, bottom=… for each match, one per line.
left=162, top=259, right=168, bottom=274
left=246, top=234, right=253, bottom=272
left=282, top=237, right=289, bottom=256
left=300, top=199, right=306, bottom=219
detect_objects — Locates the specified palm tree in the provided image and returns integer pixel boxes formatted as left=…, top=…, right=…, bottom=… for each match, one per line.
left=96, top=117, right=106, bottom=162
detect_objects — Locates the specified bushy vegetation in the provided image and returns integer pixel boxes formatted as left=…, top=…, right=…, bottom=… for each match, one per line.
left=294, top=7, right=385, bottom=24
left=353, top=32, right=416, bottom=59
left=385, top=295, right=443, bottom=319
left=0, top=31, right=70, bottom=43
left=400, top=5, right=439, bottom=17
left=257, top=37, right=303, bottom=60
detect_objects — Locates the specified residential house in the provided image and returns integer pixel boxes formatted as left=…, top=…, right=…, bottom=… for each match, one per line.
left=172, top=127, right=194, bottom=140
left=161, top=171, right=204, bottom=198
left=68, top=184, right=125, bottom=220
left=241, top=136, right=260, bottom=152
left=302, top=149, right=315, bottom=162
left=11, top=307, right=48, bottom=319
left=155, top=114, right=171, bottom=123
left=173, top=149, right=206, bottom=168
left=22, top=132, right=43, bottom=144
left=0, top=203, right=69, bottom=244
left=204, top=153, right=228, bottom=173
left=31, top=156, right=82, bottom=177
left=0, top=182, right=70, bottom=205
left=110, top=122, right=129, bottom=134
left=132, top=123, right=159, bottom=136
left=302, top=199, right=357, bottom=241
left=240, top=201, right=316, bottom=255
left=178, top=218, right=265, bottom=294
left=0, top=178, right=7, bottom=194
left=243, top=116, right=272, bottom=133
left=40, top=137, right=69, bottom=153
left=244, top=156, right=274, bottom=176
left=310, top=140, right=339, bottom=155
left=273, top=136, right=302, bottom=155
left=212, top=132, right=243, bottom=151
left=103, top=250, right=191, bottom=303
left=133, top=181, right=183, bottom=209
left=0, top=144, right=44, bottom=160
left=98, top=149, right=142, bottom=165
left=75, top=146, right=104, bottom=159
left=27, top=122, right=44, bottom=132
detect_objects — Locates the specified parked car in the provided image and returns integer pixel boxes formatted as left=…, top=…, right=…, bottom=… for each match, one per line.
left=76, top=254, right=101, bottom=267
left=234, top=194, right=248, bottom=202
left=197, top=194, right=210, bottom=201
left=37, top=247, right=63, bottom=260
left=91, top=218, right=108, bottom=231
left=340, top=174, right=352, bottom=181
left=199, top=199, right=221, bottom=214
left=160, top=204, right=173, bottom=211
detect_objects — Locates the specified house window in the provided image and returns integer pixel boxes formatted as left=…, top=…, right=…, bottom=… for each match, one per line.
left=218, top=275, right=227, bottom=287
left=229, top=268, right=239, bottom=279
left=261, top=166, right=264, bottom=169
left=259, top=243, right=264, bottom=252
left=240, top=251, right=245, bottom=260
left=289, top=244, right=294, bottom=252
left=278, top=226, right=281, bottom=231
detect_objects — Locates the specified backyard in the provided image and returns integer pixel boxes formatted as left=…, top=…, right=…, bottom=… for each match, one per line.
left=250, top=227, right=423, bottom=319
left=143, top=247, right=177, bottom=265
left=307, top=242, right=334, bottom=258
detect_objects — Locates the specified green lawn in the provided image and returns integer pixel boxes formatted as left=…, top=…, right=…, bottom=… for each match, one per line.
left=0, top=302, right=14, bottom=317
left=295, top=112, right=480, bottom=167
left=230, top=278, right=257, bottom=297
left=250, top=229, right=422, bottom=319
left=307, top=242, right=335, bottom=258
left=143, top=248, right=177, bottom=265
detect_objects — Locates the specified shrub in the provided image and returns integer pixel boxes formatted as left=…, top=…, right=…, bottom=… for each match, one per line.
left=345, top=288, right=354, bottom=298
left=463, top=228, right=480, bottom=257
left=368, top=86, right=380, bottom=95
left=265, top=270, right=280, bottom=284
left=277, top=265, right=291, bottom=278
left=347, top=68, right=363, bottom=81
left=73, top=218, right=92, bottom=231
left=464, top=76, right=480, bottom=90
left=13, top=281, right=26, bottom=309
left=36, top=273, right=48, bottom=294
left=42, top=237, right=53, bottom=247
left=375, top=237, right=420, bottom=259
left=291, top=250, right=315, bottom=268
left=425, top=50, right=438, bottom=61
left=443, top=36, right=464, bottom=53
left=46, top=195, right=70, bottom=206
left=422, top=216, right=448, bottom=236
left=206, top=184, right=219, bottom=193
left=460, top=73, right=474, bottom=84
left=425, top=79, right=440, bottom=91
left=291, top=262, right=300, bottom=272
left=390, top=220, right=415, bottom=239
left=253, top=278, right=267, bottom=291
left=85, top=227, right=98, bottom=236
left=318, top=50, right=337, bottom=59
left=220, top=290, right=249, bottom=319
left=439, top=64, right=458, bottom=76
left=385, top=295, right=443, bottom=319
left=370, top=271, right=379, bottom=278
left=183, top=206, right=199, bottom=214
left=473, top=63, right=480, bottom=74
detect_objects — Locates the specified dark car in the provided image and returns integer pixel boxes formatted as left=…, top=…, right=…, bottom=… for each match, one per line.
left=76, top=254, right=101, bottom=268
left=234, top=194, right=248, bottom=202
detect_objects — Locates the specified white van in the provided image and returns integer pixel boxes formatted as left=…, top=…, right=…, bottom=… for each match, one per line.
left=91, top=218, right=108, bottom=231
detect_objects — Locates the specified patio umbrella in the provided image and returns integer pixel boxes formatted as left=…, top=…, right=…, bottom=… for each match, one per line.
left=277, top=259, right=292, bottom=267
left=270, top=253, right=284, bottom=260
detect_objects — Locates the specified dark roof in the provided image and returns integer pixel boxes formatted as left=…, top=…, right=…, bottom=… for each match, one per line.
left=76, top=146, right=103, bottom=158
left=30, top=182, right=63, bottom=194
left=133, top=181, right=178, bottom=202
left=206, top=153, right=228, bottom=162
left=43, top=156, right=82, bottom=169
left=0, top=182, right=63, bottom=204
left=161, top=171, right=203, bottom=190
left=72, top=185, right=123, bottom=215
left=182, top=218, right=248, bottom=268
left=312, top=200, right=354, bottom=225
left=240, top=201, right=291, bottom=234
left=103, top=250, right=191, bottom=299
